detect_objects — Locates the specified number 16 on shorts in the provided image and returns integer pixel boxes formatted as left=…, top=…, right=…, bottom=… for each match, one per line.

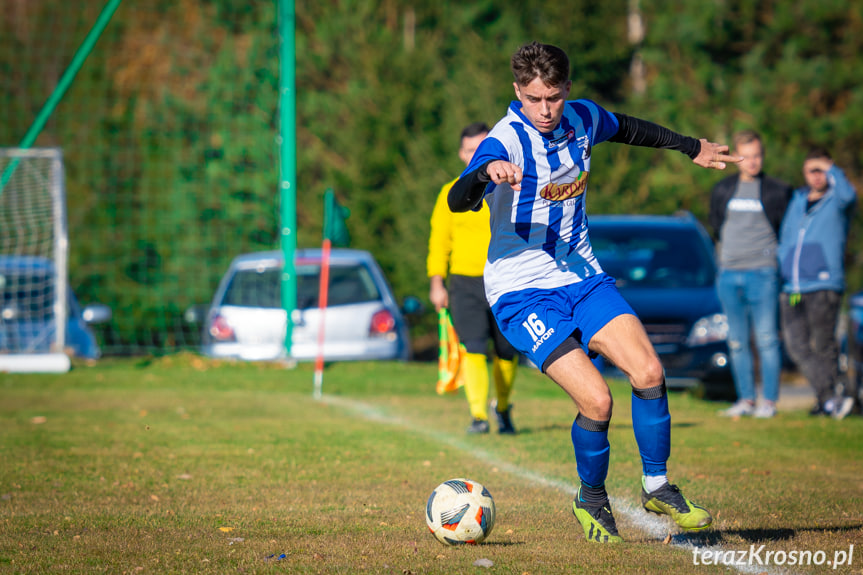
left=523, top=313, right=555, bottom=353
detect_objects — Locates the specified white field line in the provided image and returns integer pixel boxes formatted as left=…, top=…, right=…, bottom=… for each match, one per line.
left=320, top=394, right=784, bottom=575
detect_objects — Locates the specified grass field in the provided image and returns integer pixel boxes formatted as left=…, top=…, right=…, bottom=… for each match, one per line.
left=1, top=355, right=861, bottom=574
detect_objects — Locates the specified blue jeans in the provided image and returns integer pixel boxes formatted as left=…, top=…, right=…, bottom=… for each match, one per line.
left=716, top=268, right=782, bottom=402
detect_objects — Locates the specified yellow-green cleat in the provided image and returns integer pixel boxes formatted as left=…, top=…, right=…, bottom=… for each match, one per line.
left=641, top=482, right=713, bottom=531
left=572, top=487, right=624, bottom=543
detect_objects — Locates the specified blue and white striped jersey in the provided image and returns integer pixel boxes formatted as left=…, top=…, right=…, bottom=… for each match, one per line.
left=463, top=99, right=620, bottom=305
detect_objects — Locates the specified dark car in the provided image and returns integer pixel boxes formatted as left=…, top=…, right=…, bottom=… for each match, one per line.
left=845, top=290, right=863, bottom=407
left=588, top=213, right=732, bottom=394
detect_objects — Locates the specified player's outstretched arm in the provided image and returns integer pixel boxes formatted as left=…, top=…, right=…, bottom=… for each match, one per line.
left=608, top=113, right=742, bottom=170
left=692, top=139, right=742, bottom=170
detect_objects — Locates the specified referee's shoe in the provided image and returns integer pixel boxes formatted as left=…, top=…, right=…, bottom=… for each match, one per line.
left=641, top=482, right=713, bottom=530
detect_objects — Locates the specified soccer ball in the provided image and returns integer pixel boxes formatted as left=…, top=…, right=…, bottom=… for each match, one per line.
left=425, top=478, right=496, bottom=545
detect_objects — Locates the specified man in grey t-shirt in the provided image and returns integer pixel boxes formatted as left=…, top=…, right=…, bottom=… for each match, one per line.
left=708, top=130, right=792, bottom=418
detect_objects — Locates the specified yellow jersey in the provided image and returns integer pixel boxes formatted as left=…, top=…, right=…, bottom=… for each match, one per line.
left=427, top=177, right=490, bottom=279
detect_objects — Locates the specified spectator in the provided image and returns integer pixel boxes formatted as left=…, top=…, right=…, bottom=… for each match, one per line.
left=777, top=148, right=857, bottom=419
left=709, top=130, right=792, bottom=418
left=427, top=122, right=519, bottom=434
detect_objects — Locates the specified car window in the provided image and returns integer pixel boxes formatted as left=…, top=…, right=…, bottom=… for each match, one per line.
left=309, top=264, right=381, bottom=308
left=590, top=226, right=714, bottom=288
left=0, top=273, right=55, bottom=320
left=221, top=268, right=281, bottom=308
left=222, top=263, right=381, bottom=309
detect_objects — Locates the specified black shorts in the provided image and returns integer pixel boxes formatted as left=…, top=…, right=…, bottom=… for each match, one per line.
left=449, top=274, right=517, bottom=360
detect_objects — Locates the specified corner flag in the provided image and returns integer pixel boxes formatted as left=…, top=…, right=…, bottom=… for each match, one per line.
left=314, top=188, right=350, bottom=399
left=323, top=188, right=350, bottom=247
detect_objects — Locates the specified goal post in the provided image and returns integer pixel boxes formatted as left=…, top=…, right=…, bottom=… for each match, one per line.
left=0, top=148, right=71, bottom=373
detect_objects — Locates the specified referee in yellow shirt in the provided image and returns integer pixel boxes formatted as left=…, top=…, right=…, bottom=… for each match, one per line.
left=427, top=123, right=519, bottom=434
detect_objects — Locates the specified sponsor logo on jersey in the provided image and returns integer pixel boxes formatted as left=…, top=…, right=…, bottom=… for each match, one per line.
left=540, top=171, right=589, bottom=202
left=546, top=129, right=576, bottom=149
left=577, top=135, right=591, bottom=160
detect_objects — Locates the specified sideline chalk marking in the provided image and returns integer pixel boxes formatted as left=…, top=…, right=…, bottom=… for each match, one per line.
left=321, top=394, right=779, bottom=575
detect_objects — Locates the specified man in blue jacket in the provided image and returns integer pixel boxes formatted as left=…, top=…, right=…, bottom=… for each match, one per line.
left=778, top=148, right=857, bottom=419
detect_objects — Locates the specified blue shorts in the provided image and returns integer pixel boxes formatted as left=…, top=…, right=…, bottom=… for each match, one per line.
left=490, top=273, right=636, bottom=372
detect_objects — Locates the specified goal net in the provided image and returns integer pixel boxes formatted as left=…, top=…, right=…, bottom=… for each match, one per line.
left=0, top=148, right=71, bottom=373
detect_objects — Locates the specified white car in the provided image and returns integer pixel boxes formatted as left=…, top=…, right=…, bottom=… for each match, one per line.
left=197, top=249, right=419, bottom=362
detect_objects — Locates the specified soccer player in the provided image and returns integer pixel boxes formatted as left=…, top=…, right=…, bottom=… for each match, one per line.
left=448, top=42, right=740, bottom=543
left=428, top=122, right=520, bottom=434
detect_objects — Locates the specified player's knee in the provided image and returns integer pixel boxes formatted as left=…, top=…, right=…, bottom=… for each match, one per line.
left=633, top=357, right=664, bottom=390
left=581, top=389, right=613, bottom=420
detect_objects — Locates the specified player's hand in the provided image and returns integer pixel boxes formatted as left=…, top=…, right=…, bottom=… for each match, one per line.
left=693, top=139, right=742, bottom=170
left=487, top=160, right=524, bottom=191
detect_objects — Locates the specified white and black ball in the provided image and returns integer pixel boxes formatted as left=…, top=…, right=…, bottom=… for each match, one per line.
left=425, top=478, right=496, bottom=545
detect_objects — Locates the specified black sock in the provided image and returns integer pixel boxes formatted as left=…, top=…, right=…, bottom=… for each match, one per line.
left=579, top=482, right=608, bottom=506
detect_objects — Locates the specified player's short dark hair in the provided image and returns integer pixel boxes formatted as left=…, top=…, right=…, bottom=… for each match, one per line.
left=511, top=42, right=570, bottom=88
left=461, top=122, right=489, bottom=141
left=805, top=147, right=831, bottom=162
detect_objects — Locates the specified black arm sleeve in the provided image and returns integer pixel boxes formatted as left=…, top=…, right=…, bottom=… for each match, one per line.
left=608, top=113, right=701, bottom=160
left=448, top=161, right=493, bottom=213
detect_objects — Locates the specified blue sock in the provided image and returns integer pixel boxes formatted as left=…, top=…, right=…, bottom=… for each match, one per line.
left=632, top=383, right=670, bottom=477
left=571, top=413, right=610, bottom=489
